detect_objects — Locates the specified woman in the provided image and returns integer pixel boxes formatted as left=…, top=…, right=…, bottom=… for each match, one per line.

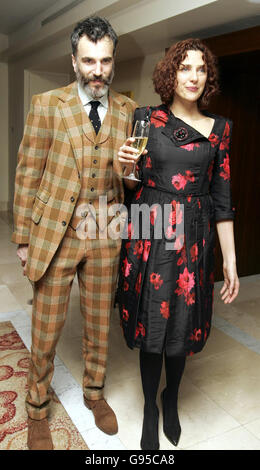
left=117, top=38, right=240, bottom=450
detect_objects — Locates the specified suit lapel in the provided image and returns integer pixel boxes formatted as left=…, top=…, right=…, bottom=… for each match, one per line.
left=109, top=90, right=129, bottom=178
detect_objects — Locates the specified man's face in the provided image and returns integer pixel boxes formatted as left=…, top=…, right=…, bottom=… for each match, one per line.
left=72, top=35, right=114, bottom=99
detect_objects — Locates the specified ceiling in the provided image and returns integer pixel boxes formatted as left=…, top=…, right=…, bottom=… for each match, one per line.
left=0, top=0, right=59, bottom=34
left=1, top=0, right=259, bottom=70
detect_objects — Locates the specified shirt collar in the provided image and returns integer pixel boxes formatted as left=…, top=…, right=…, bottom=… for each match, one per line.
left=77, top=82, right=109, bottom=109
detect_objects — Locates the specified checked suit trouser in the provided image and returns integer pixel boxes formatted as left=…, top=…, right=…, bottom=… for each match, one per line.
left=26, top=224, right=121, bottom=420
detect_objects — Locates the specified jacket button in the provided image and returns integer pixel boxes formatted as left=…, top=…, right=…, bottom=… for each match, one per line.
left=92, top=173, right=96, bottom=178
left=95, top=145, right=99, bottom=150
left=70, top=196, right=75, bottom=202
left=93, top=159, right=97, bottom=164
left=62, top=221, right=67, bottom=226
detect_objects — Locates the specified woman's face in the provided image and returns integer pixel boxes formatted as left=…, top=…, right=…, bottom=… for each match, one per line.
left=174, top=50, right=207, bottom=103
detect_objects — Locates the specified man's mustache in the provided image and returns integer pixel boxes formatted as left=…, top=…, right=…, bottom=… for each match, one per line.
left=82, top=74, right=112, bottom=86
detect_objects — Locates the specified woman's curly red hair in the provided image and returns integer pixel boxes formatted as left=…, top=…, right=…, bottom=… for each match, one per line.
left=153, top=38, right=219, bottom=108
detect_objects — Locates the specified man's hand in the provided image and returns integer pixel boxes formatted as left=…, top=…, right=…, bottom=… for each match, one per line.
left=17, top=244, right=29, bottom=276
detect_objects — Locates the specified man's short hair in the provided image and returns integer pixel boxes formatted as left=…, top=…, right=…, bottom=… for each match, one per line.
left=71, top=16, right=118, bottom=56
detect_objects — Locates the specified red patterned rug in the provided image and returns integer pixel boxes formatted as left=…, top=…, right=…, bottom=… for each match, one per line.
left=0, top=321, right=89, bottom=450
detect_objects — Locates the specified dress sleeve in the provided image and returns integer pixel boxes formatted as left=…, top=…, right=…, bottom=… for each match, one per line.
left=209, top=119, right=235, bottom=222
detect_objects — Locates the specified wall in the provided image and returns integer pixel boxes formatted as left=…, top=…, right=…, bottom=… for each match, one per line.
left=0, top=62, right=9, bottom=210
left=113, top=50, right=164, bottom=107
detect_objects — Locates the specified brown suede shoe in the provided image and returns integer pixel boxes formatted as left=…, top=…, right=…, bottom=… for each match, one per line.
left=84, top=396, right=118, bottom=435
left=27, top=417, right=54, bottom=450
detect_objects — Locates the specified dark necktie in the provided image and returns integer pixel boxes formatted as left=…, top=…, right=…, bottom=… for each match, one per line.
left=89, top=100, right=101, bottom=134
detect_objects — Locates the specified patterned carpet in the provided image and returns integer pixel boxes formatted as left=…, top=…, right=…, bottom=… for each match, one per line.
left=0, top=321, right=89, bottom=450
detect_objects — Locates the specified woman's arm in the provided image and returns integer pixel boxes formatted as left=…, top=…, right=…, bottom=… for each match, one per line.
left=216, top=220, right=239, bottom=303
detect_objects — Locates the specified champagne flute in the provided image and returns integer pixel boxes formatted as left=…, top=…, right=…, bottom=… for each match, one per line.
left=123, top=119, right=150, bottom=182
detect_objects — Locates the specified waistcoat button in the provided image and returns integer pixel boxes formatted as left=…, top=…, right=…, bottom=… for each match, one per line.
left=62, top=221, right=67, bottom=226
left=91, top=187, right=94, bottom=192
left=95, top=145, right=99, bottom=150
left=70, top=196, right=75, bottom=202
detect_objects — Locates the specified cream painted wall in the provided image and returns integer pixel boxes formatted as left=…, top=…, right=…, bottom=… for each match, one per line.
left=0, top=62, right=9, bottom=210
left=24, top=70, right=70, bottom=119
left=113, top=50, right=164, bottom=107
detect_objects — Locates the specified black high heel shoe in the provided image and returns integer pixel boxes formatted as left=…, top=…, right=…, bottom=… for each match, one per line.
left=140, top=404, right=160, bottom=450
left=161, top=388, right=181, bottom=446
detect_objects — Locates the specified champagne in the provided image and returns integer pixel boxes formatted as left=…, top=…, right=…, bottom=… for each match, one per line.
left=130, top=137, right=148, bottom=156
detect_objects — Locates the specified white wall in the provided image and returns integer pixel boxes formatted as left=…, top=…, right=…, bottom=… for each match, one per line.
left=0, top=62, right=9, bottom=210
left=24, top=70, right=70, bottom=119
left=113, top=50, right=164, bottom=107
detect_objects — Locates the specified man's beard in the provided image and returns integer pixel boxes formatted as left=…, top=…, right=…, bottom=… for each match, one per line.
left=75, top=63, right=114, bottom=99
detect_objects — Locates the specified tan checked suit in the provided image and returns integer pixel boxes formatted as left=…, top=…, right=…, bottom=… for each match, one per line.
left=12, top=81, right=136, bottom=419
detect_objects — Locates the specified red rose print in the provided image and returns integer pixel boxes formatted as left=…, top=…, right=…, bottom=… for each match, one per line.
left=190, top=328, right=202, bottom=342
left=135, top=272, right=142, bottom=294
left=122, top=307, right=129, bottom=321
left=125, top=241, right=131, bottom=254
left=185, top=170, right=195, bottom=182
left=172, top=171, right=195, bottom=190
left=187, top=195, right=192, bottom=203
left=186, top=291, right=195, bottom=305
left=172, top=173, right=187, bottom=190
left=175, top=234, right=185, bottom=251
left=134, top=240, right=144, bottom=259
left=197, top=198, right=201, bottom=209
left=123, top=280, right=129, bottom=291
left=166, top=225, right=175, bottom=240
left=151, top=110, right=168, bottom=128
left=220, top=121, right=230, bottom=151
left=180, top=143, right=200, bottom=151
left=176, top=237, right=187, bottom=265
left=169, top=201, right=183, bottom=225
left=150, top=272, right=163, bottom=290
left=143, top=240, right=151, bottom=261
left=122, top=257, right=132, bottom=277
left=150, top=205, right=159, bottom=225
left=148, top=178, right=156, bottom=187
left=128, top=222, right=134, bottom=240
left=175, top=267, right=195, bottom=298
left=203, top=238, right=205, bottom=247
left=135, top=322, right=146, bottom=338
left=208, top=133, right=220, bottom=148
left=160, top=301, right=170, bottom=319
left=220, top=153, right=230, bottom=180
left=145, top=156, right=152, bottom=168
left=190, top=243, right=198, bottom=262
left=135, top=186, right=143, bottom=200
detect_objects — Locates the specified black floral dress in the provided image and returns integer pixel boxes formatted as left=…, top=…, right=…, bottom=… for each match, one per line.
left=117, top=105, right=235, bottom=357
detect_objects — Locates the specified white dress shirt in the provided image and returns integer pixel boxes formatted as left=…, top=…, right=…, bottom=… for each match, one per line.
left=77, top=82, right=108, bottom=124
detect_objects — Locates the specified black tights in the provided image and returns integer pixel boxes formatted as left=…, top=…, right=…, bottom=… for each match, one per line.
left=139, top=350, right=186, bottom=449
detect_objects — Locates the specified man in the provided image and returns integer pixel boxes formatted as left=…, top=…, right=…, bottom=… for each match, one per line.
left=12, top=16, right=136, bottom=450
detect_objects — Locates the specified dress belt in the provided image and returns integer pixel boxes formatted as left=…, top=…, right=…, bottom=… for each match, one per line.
left=142, top=183, right=209, bottom=198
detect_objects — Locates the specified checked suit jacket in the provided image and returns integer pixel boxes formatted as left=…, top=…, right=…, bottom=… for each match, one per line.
left=11, top=81, right=137, bottom=282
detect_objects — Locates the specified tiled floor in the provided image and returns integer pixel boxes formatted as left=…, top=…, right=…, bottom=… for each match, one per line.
left=1, top=211, right=260, bottom=450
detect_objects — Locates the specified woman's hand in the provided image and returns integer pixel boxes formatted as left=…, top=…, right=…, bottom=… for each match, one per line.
left=220, top=260, right=240, bottom=303
left=118, top=137, right=147, bottom=173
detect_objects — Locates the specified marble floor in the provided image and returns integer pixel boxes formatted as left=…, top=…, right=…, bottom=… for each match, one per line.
left=1, top=211, right=260, bottom=450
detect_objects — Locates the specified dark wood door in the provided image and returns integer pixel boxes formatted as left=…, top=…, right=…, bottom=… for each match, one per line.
left=204, top=34, right=260, bottom=280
